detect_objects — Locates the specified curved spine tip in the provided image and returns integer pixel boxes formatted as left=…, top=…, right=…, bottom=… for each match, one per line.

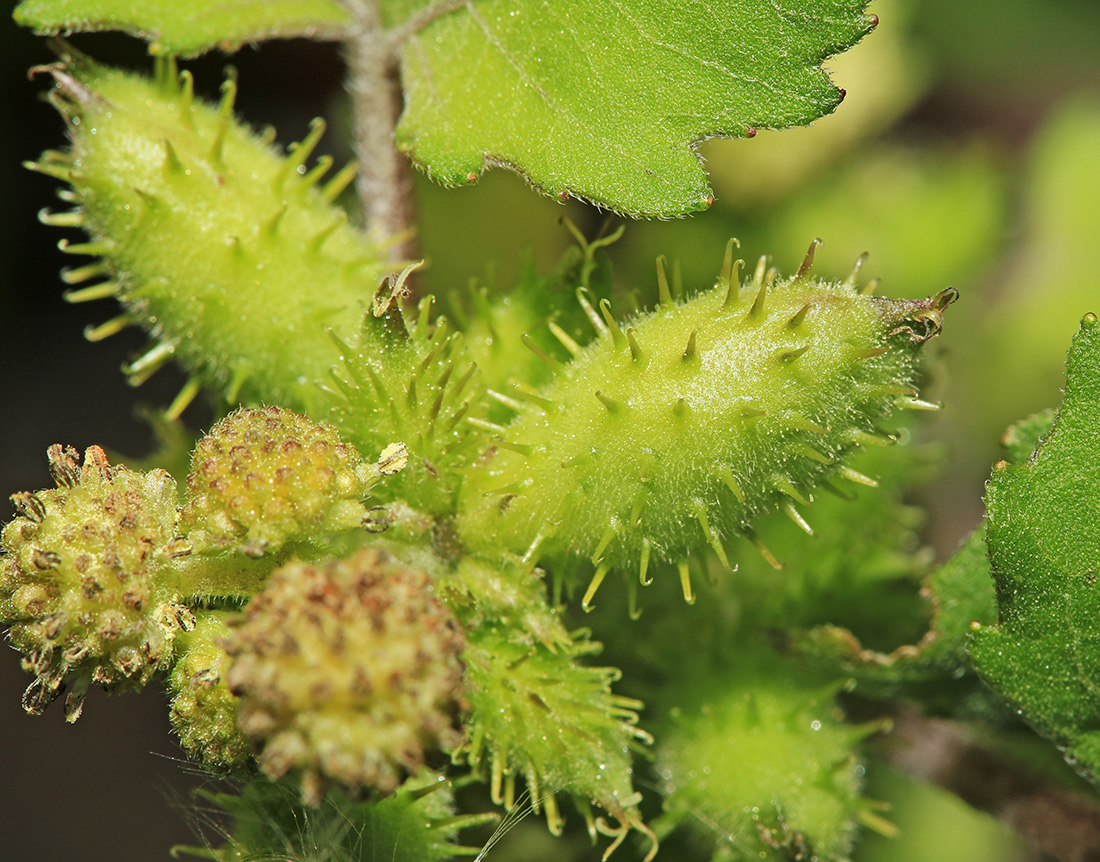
left=59, top=261, right=110, bottom=285
left=591, top=524, right=617, bottom=565
left=627, top=578, right=642, bottom=620
left=847, top=428, right=896, bottom=448
left=747, top=531, right=782, bottom=570
left=320, top=161, right=359, bottom=203
left=719, top=236, right=740, bottom=286
left=773, top=475, right=812, bottom=506
left=306, top=211, right=347, bottom=254
left=594, top=390, right=623, bottom=414
left=787, top=303, right=810, bottom=329
left=898, top=396, right=942, bottom=411
left=598, top=298, right=626, bottom=347
left=492, top=437, right=533, bottom=458
left=723, top=257, right=745, bottom=310
left=38, top=208, right=83, bottom=228
left=261, top=201, right=288, bottom=238
left=522, top=334, right=565, bottom=370
left=776, top=344, right=809, bottom=363
left=84, top=313, right=134, bottom=342
left=838, top=465, right=879, bottom=487
left=791, top=442, right=833, bottom=465
left=581, top=564, right=610, bottom=612
left=576, top=287, right=607, bottom=337
left=58, top=238, right=112, bottom=257
left=748, top=277, right=768, bottom=320
left=123, top=341, right=175, bottom=386
left=63, top=281, right=118, bottom=303
left=844, top=251, right=869, bottom=288
left=781, top=500, right=815, bottom=537
left=692, top=499, right=730, bottom=569
left=719, top=466, right=746, bottom=504
left=795, top=238, right=822, bottom=281
left=486, top=388, right=525, bottom=414
left=177, top=69, right=195, bottom=118
left=161, top=138, right=183, bottom=174
left=677, top=560, right=695, bottom=604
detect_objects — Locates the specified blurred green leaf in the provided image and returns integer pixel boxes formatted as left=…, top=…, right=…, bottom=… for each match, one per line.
left=13, top=0, right=350, bottom=55
left=954, top=99, right=1100, bottom=449
left=396, top=0, right=875, bottom=217
left=706, top=0, right=930, bottom=207
left=759, top=144, right=1007, bottom=297
left=970, top=314, right=1100, bottom=776
left=999, top=408, right=1056, bottom=465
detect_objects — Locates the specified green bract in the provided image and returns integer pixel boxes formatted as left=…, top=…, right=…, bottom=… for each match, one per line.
left=655, top=652, right=875, bottom=862
left=459, top=248, right=953, bottom=608
left=179, top=775, right=489, bottom=862
left=29, top=52, right=393, bottom=416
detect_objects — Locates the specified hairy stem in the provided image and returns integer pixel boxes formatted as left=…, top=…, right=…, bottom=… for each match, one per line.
left=175, top=550, right=291, bottom=600
left=342, top=0, right=469, bottom=264
left=344, top=0, right=418, bottom=262
left=385, top=0, right=468, bottom=47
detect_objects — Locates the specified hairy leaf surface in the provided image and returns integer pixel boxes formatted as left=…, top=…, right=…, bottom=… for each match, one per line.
left=13, top=0, right=350, bottom=55
left=970, top=314, right=1100, bottom=776
left=396, top=0, right=876, bottom=216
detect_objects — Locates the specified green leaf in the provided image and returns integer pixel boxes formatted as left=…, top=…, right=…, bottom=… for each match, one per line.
left=970, top=314, right=1100, bottom=776
left=396, top=0, right=876, bottom=217
left=999, top=408, right=1056, bottom=465
left=13, top=0, right=350, bottom=56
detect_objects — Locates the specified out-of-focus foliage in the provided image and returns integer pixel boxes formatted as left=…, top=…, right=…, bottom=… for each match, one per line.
left=954, top=100, right=1100, bottom=447
left=707, top=0, right=930, bottom=206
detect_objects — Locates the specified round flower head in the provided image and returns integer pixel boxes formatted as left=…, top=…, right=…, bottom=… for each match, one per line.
left=1, top=445, right=192, bottom=720
left=180, top=407, right=391, bottom=556
left=169, top=611, right=251, bottom=770
left=224, top=548, right=466, bottom=804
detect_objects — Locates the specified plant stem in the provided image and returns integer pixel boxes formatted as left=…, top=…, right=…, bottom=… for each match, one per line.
left=344, top=0, right=418, bottom=262
left=175, top=551, right=290, bottom=599
left=386, top=0, right=467, bottom=46
left=343, top=0, right=469, bottom=265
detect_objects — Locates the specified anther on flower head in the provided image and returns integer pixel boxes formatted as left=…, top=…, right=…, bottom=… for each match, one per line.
left=180, top=406, right=398, bottom=555
left=224, top=548, right=466, bottom=804
left=1, top=446, right=188, bottom=719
